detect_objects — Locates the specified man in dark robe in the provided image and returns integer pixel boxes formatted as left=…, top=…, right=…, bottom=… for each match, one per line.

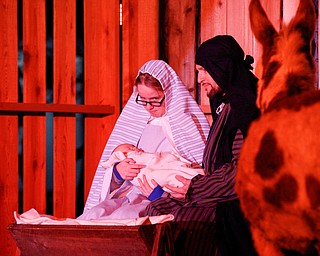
left=143, top=35, right=260, bottom=255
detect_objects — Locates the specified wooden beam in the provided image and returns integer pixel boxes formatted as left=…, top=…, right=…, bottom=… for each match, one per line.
left=0, top=102, right=114, bottom=116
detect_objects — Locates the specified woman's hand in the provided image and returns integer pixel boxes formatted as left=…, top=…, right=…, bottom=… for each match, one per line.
left=115, top=158, right=146, bottom=180
left=165, top=175, right=191, bottom=198
left=137, top=174, right=158, bottom=197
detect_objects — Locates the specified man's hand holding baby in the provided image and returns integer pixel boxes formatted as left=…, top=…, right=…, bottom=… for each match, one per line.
left=137, top=174, right=191, bottom=200
left=165, top=175, right=191, bottom=198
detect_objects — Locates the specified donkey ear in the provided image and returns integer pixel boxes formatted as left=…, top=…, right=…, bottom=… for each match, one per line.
left=249, top=0, right=278, bottom=47
left=287, top=0, right=316, bottom=43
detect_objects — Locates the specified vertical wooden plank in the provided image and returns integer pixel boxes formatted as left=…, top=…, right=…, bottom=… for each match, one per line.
left=122, top=0, right=159, bottom=107
left=200, top=0, right=227, bottom=122
left=53, top=0, right=76, bottom=218
left=165, top=0, right=197, bottom=95
left=0, top=1, right=18, bottom=255
left=23, top=0, right=47, bottom=213
left=226, top=1, right=248, bottom=49
left=201, top=0, right=227, bottom=42
left=225, top=0, right=262, bottom=79
left=226, top=0, right=280, bottom=63
left=83, top=0, right=120, bottom=202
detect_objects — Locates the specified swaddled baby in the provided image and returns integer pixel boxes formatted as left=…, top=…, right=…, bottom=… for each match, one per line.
left=101, top=144, right=204, bottom=192
left=77, top=144, right=204, bottom=220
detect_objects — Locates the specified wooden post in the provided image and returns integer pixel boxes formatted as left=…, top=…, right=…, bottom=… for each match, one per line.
left=83, top=0, right=120, bottom=203
left=122, top=0, right=159, bottom=107
left=23, top=0, right=47, bottom=214
left=0, top=1, right=19, bottom=255
left=53, top=0, right=77, bottom=218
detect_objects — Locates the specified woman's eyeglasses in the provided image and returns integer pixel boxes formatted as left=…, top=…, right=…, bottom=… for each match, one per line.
left=135, top=95, right=165, bottom=107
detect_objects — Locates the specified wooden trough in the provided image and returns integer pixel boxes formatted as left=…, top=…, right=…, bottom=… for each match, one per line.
left=8, top=223, right=172, bottom=256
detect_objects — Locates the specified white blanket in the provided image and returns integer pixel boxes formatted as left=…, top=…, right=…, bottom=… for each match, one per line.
left=77, top=151, right=204, bottom=220
left=100, top=150, right=204, bottom=200
left=15, top=208, right=174, bottom=226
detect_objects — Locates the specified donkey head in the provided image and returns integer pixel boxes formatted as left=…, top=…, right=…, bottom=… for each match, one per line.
left=249, top=0, right=316, bottom=113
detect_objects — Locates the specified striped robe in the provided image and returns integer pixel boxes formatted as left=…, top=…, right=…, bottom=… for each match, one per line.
left=144, top=103, right=241, bottom=222
left=144, top=103, right=257, bottom=255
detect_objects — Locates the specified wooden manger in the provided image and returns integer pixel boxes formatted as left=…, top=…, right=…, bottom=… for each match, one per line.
left=8, top=222, right=172, bottom=256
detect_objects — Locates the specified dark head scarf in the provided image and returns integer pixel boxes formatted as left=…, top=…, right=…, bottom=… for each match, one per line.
left=196, top=35, right=260, bottom=169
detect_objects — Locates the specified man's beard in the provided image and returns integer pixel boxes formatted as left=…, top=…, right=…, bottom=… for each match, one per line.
left=207, top=86, right=222, bottom=98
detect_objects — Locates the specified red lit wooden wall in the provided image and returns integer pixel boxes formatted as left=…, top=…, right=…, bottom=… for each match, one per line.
left=1, top=1, right=19, bottom=255
left=0, top=0, right=316, bottom=255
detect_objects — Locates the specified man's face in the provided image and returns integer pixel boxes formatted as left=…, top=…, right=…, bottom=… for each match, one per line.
left=196, top=64, right=222, bottom=98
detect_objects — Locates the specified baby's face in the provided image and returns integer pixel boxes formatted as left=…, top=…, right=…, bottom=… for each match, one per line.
left=115, top=144, right=134, bottom=153
left=113, top=144, right=144, bottom=155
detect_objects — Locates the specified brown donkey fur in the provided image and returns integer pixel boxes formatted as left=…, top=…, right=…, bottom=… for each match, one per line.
left=236, top=0, right=320, bottom=255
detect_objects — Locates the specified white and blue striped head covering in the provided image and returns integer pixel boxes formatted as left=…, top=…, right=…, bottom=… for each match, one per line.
left=84, top=60, right=210, bottom=210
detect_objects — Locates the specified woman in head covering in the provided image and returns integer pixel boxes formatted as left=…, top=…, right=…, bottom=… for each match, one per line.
left=79, top=60, right=210, bottom=219
left=144, top=36, right=259, bottom=255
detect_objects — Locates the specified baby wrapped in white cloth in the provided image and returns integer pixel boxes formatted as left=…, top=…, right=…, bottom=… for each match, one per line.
left=77, top=144, right=204, bottom=220
left=102, top=144, right=204, bottom=193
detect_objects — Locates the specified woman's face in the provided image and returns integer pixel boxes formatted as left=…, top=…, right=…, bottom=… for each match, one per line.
left=136, top=83, right=166, bottom=117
